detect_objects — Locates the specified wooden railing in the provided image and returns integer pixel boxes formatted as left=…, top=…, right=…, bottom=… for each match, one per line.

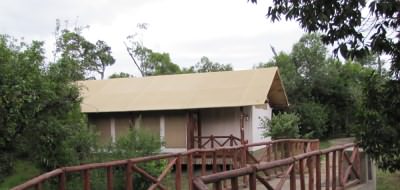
left=193, top=143, right=361, bottom=190
left=194, top=135, right=242, bottom=148
left=11, top=139, right=319, bottom=190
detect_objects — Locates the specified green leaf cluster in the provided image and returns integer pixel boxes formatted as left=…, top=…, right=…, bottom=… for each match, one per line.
left=88, top=128, right=165, bottom=190
left=182, top=56, right=233, bottom=73
left=0, top=35, right=96, bottom=180
left=261, top=112, right=300, bottom=139
left=54, top=20, right=115, bottom=80
left=255, top=0, right=400, bottom=77
left=258, top=33, right=377, bottom=139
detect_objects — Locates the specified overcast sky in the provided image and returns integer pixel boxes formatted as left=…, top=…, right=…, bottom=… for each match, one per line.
left=1, top=0, right=305, bottom=77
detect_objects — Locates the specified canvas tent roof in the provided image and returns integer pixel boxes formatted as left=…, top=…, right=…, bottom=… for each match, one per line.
left=78, top=67, right=288, bottom=113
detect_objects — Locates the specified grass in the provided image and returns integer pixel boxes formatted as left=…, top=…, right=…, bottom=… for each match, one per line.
left=377, top=169, right=400, bottom=190
left=0, top=160, right=41, bottom=190
left=319, top=139, right=332, bottom=149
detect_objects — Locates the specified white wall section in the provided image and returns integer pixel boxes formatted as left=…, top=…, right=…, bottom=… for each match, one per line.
left=110, top=117, right=116, bottom=143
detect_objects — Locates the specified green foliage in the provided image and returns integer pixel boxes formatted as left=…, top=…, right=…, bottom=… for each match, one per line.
left=259, top=32, right=400, bottom=170
left=97, top=128, right=163, bottom=159
left=124, top=23, right=182, bottom=77
left=258, top=33, right=375, bottom=138
left=251, top=0, right=400, bottom=170
left=54, top=20, right=115, bottom=80
left=357, top=75, right=400, bottom=172
left=0, top=35, right=96, bottom=179
left=148, top=52, right=182, bottom=76
left=261, top=113, right=300, bottom=139
left=0, top=160, right=40, bottom=190
left=294, top=102, right=328, bottom=138
left=183, top=56, right=233, bottom=73
left=90, top=128, right=165, bottom=189
left=109, top=72, right=133, bottom=79
left=255, top=0, right=400, bottom=78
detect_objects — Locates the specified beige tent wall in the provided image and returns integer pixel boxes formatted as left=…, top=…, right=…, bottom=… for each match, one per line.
left=88, top=115, right=112, bottom=145
left=114, top=113, right=132, bottom=138
left=164, top=112, right=187, bottom=148
left=140, top=112, right=160, bottom=137
left=88, top=111, right=188, bottom=149
left=200, top=107, right=252, bottom=146
left=90, top=107, right=261, bottom=150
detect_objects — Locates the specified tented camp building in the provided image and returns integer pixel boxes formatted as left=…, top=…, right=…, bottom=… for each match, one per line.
left=78, top=67, right=288, bottom=152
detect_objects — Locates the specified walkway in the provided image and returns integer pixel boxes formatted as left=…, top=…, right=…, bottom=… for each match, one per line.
left=244, top=138, right=370, bottom=190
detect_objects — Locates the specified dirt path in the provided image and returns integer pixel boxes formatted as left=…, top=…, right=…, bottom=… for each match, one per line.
left=328, top=137, right=356, bottom=146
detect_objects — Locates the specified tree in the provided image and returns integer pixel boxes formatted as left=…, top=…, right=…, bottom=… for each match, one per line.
left=357, top=74, right=400, bottom=172
left=124, top=23, right=181, bottom=76
left=251, top=0, right=400, bottom=170
left=258, top=33, right=375, bottom=138
left=294, top=102, right=328, bottom=138
left=253, top=0, right=400, bottom=77
left=0, top=35, right=95, bottom=179
left=124, top=23, right=152, bottom=77
left=54, top=21, right=115, bottom=80
left=109, top=72, right=133, bottom=79
left=183, top=56, right=233, bottom=73
left=92, top=40, right=115, bottom=79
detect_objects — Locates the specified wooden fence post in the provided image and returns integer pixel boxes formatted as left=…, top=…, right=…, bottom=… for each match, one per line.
left=83, top=170, right=90, bottom=190
left=290, top=162, right=296, bottom=190
left=107, top=166, right=113, bottom=190
left=59, top=171, right=66, bottom=190
left=211, top=135, right=214, bottom=148
left=316, top=154, right=321, bottom=190
left=175, top=154, right=182, bottom=190
left=188, top=153, right=194, bottom=190
left=326, top=153, right=330, bottom=190
left=332, top=151, right=337, bottom=190
left=338, top=149, right=344, bottom=188
left=126, top=161, right=133, bottom=190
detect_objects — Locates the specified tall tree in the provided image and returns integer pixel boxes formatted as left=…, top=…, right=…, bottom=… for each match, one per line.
left=252, top=0, right=400, bottom=170
left=148, top=52, right=181, bottom=75
left=258, top=33, right=376, bottom=138
left=253, top=0, right=400, bottom=77
left=0, top=35, right=95, bottom=179
left=124, top=23, right=152, bottom=77
left=124, top=23, right=181, bottom=76
left=54, top=21, right=115, bottom=80
left=92, top=40, right=115, bottom=79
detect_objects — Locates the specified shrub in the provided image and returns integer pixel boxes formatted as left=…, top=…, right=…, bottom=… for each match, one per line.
left=294, top=102, right=328, bottom=138
left=261, top=112, right=300, bottom=139
left=90, top=128, right=165, bottom=190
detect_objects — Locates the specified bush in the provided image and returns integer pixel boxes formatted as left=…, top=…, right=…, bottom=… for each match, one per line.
left=261, top=112, right=300, bottom=139
left=89, top=128, right=166, bottom=190
left=295, top=102, right=328, bottom=138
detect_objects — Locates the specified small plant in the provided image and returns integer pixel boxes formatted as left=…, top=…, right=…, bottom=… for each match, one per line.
left=89, top=128, right=166, bottom=190
left=260, top=112, right=300, bottom=139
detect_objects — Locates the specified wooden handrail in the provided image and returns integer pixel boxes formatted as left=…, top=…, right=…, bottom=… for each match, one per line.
left=193, top=143, right=361, bottom=190
left=11, top=138, right=320, bottom=190
left=194, top=135, right=243, bottom=148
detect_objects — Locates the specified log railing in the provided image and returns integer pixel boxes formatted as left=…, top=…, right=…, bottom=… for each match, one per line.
left=11, top=139, right=319, bottom=190
left=193, top=143, right=361, bottom=190
left=194, top=135, right=242, bottom=148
